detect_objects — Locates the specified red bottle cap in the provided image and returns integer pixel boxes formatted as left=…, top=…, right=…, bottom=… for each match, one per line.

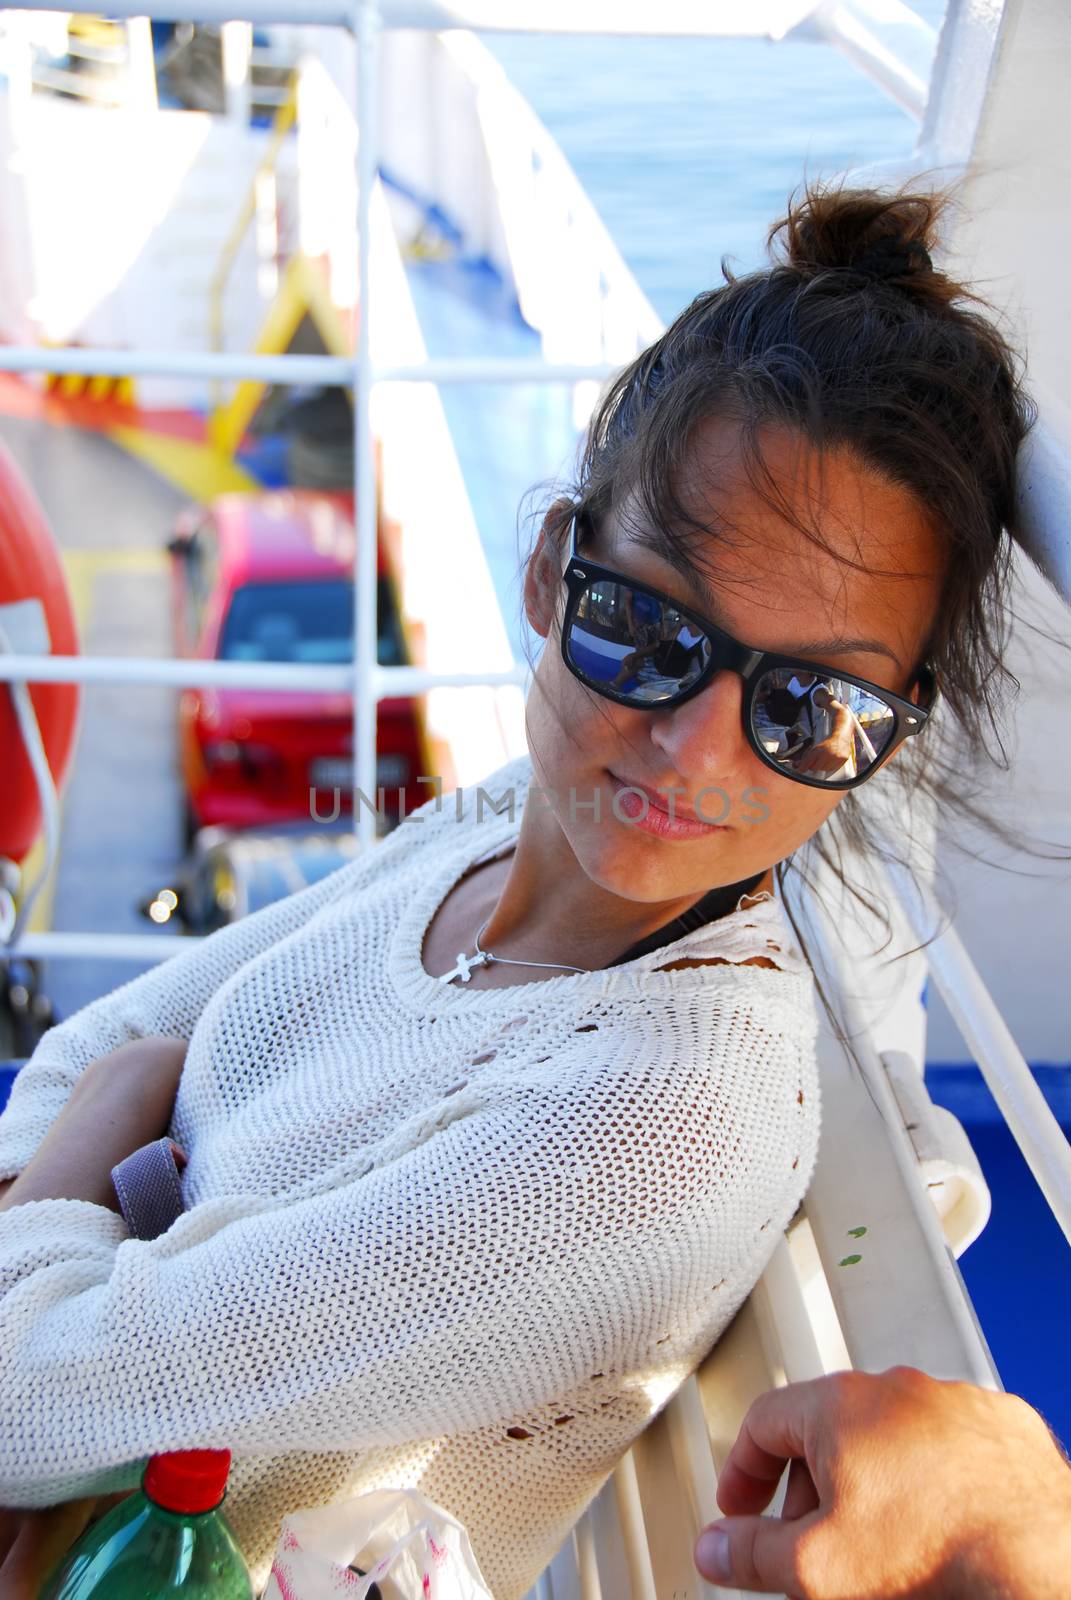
left=143, top=1449, right=232, bottom=1514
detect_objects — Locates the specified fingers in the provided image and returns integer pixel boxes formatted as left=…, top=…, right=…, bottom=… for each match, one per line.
left=88, top=1490, right=135, bottom=1522
left=781, top=1456, right=819, bottom=1522
left=695, top=1510, right=822, bottom=1595
left=0, top=1499, right=98, bottom=1599
left=716, top=1380, right=820, bottom=1515
left=716, top=1445, right=788, bottom=1516
left=0, top=1510, right=19, bottom=1565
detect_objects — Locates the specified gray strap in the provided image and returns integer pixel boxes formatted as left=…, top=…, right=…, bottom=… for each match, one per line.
left=111, top=1138, right=185, bottom=1239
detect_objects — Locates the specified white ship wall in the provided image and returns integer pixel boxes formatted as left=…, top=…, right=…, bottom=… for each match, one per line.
left=0, top=90, right=296, bottom=408
left=924, top=0, right=1070, bottom=1065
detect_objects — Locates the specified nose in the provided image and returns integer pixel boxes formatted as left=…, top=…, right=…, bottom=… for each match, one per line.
left=648, top=668, right=751, bottom=788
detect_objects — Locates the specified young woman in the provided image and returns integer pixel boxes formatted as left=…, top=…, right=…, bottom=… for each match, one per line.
left=0, top=185, right=1034, bottom=1598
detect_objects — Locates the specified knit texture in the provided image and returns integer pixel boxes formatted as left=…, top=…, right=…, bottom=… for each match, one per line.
left=0, top=754, right=820, bottom=1599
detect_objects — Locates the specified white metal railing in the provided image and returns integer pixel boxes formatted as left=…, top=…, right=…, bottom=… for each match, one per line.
left=16, top=14, right=159, bottom=112
left=0, top=0, right=637, bottom=906
left=0, top=344, right=621, bottom=385
left=0, top=656, right=528, bottom=693
left=881, top=857, right=1071, bottom=1248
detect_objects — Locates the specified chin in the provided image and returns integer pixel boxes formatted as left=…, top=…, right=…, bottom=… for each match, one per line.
left=564, top=817, right=703, bottom=905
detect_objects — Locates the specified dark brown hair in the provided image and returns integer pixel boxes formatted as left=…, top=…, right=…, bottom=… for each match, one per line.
left=528, top=181, right=1054, bottom=1050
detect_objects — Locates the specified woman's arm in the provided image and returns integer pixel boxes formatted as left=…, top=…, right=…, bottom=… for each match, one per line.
left=0, top=1006, right=814, bottom=1507
left=0, top=1037, right=187, bottom=1213
left=0, top=855, right=366, bottom=1184
left=0, top=1488, right=134, bottom=1600
left=795, top=695, right=858, bottom=776
left=0, top=1038, right=187, bottom=1597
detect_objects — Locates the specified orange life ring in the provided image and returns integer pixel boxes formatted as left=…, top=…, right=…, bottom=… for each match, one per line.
left=0, top=440, right=80, bottom=867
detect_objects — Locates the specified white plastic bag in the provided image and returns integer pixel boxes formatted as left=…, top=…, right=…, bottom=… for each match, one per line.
left=261, top=1487, right=496, bottom=1600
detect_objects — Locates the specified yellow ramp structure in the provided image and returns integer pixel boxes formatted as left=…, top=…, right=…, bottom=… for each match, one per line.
left=209, top=254, right=354, bottom=461
left=108, top=426, right=260, bottom=503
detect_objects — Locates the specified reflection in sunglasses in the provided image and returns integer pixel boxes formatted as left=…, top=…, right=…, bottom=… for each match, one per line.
left=753, top=672, right=890, bottom=781
left=570, top=580, right=711, bottom=702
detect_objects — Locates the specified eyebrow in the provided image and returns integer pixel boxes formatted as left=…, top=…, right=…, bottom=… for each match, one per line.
left=657, top=548, right=905, bottom=671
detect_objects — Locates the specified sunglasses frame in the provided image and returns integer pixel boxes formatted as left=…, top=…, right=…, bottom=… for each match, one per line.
left=558, top=511, right=937, bottom=793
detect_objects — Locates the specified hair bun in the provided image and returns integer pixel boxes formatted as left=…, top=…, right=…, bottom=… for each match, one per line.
left=851, top=234, right=933, bottom=279
left=769, top=183, right=953, bottom=306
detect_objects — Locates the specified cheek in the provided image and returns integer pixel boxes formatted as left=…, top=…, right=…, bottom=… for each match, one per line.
left=525, top=649, right=626, bottom=769
left=755, top=777, right=844, bottom=852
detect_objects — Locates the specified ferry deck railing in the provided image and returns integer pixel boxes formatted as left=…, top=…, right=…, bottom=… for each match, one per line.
left=0, top=4, right=1069, bottom=1598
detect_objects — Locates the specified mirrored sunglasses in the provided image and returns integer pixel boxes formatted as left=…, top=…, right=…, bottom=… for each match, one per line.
left=559, top=513, right=936, bottom=791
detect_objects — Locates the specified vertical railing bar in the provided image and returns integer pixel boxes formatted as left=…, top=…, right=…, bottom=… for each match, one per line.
left=665, top=1376, right=719, bottom=1526
left=610, top=1451, right=657, bottom=1600
left=574, top=1514, right=602, bottom=1600
left=353, top=0, right=380, bottom=847
left=664, top=1377, right=740, bottom=1600
left=925, top=923, right=1071, bottom=1242
left=752, top=1235, right=828, bottom=1383
left=879, top=855, right=1071, bottom=1247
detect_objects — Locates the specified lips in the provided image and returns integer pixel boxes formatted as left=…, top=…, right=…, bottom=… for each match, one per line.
left=609, top=773, right=711, bottom=824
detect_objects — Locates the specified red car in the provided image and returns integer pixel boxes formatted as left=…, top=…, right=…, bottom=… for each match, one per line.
left=167, top=490, right=428, bottom=843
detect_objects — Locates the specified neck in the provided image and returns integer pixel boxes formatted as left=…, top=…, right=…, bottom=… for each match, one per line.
left=477, top=795, right=773, bottom=970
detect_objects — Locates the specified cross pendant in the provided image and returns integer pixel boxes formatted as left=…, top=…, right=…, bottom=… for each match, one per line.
left=439, top=948, right=491, bottom=985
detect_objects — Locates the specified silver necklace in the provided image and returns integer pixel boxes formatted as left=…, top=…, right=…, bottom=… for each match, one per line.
left=439, top=916, right=588, bottom=986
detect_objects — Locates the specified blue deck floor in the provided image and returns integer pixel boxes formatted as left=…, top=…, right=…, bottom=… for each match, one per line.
left=925, top=1064, right=1071, bottom=1453
left=402, top=256, right=581, bottom=664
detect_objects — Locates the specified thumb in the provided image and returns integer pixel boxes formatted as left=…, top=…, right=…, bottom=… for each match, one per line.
left=695, top=1515, right=811, bottom=1594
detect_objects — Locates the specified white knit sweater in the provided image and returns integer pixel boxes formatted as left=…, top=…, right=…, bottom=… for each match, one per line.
left=0, top=754, right=820, bottom=1599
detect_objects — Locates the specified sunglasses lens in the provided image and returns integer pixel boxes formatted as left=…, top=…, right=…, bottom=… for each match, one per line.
left=751, top=667, right=897, bottom=784
left=565, top=578, right=712, bottom=704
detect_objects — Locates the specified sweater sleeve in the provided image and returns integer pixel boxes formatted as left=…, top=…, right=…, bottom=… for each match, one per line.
left=0, top=856, right=369, bottom=1180
left=0, top=1008, right=817, bottom=1506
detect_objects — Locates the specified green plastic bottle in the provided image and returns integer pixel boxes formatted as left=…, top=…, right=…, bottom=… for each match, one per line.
left=39, top=1448, right=254, bottom=1600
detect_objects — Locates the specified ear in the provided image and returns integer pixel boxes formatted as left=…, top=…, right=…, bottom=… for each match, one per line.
left=524, top=500, right=572, bottom=639
left=899, top=663, right=939, bottom=721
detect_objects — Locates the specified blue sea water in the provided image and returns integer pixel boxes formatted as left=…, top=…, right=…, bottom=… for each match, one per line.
left=484, top=5, right=946, bottom=322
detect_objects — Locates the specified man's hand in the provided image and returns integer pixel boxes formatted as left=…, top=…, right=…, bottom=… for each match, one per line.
left=693, top=1366, right=1071, bottom=1599
left=0, top=1492, right=134, bottom=1599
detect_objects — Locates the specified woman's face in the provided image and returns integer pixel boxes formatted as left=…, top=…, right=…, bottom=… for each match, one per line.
left=522, top=419, right=946, bottom=906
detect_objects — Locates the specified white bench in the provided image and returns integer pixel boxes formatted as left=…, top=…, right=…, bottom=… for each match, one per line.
left=526, top=1005, right=1000, bottom=1600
